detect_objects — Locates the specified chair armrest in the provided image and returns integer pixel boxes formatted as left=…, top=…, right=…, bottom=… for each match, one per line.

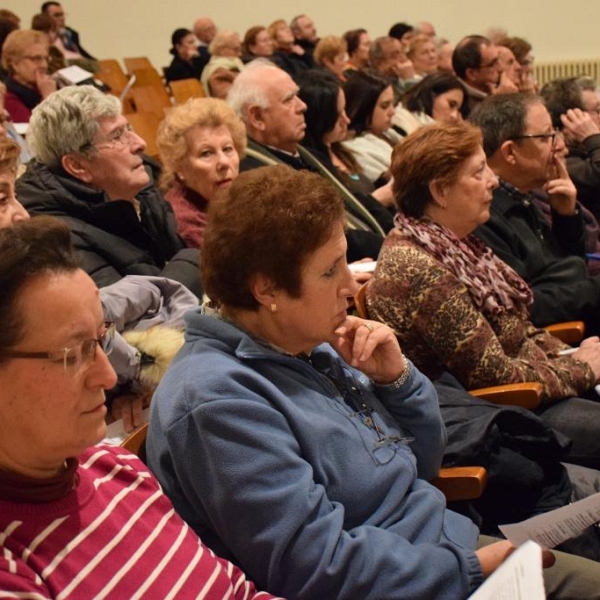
left=431, top=466, right=487, bottom=501
left=544, top=321, right=585, bottom=346
left=469, top=382, right=543, bottom=409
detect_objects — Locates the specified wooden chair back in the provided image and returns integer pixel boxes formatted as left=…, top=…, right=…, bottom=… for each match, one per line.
left=124, top=56, right=154, bottom=73
left=95, top=59, right=128, bottom=97
left=121, top=422, right=149, bottom=462
left=130, top=86, right=172, bottom=117
left=126, top=111, right=163, bottom=161
left=169, top=78, right=206, bottom=104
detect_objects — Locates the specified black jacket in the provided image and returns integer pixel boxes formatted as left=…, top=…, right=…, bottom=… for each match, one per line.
left=165, top=54, right=208, bottom=83
left=17, top=158, right=202, bottom=297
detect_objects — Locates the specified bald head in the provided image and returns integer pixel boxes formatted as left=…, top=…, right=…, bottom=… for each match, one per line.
left=193, top=17, right=217, bottom=44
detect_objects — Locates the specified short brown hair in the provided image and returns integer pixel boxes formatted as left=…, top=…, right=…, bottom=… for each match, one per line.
left=498, top=36, right=532, bottom=64
left=202, top=165, right=345, bottom=309
left=313, top=36, right=347, bottom=67
left=157, top=97, right=246, bottom=190
left=2, top=29, right=48, bottom=73
left=391, top=121, right=482, bottom=217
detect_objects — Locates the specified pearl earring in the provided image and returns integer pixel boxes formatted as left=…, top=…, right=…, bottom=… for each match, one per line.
left=270, top=303, right=277, bottom=313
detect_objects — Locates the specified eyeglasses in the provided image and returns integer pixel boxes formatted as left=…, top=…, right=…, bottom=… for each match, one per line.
left=510, top=128, right=559, bottom=148
left=22, top=55, right=49, bottom=64
left=477, top=57, right=500, bottom=70
left=81, top=123, right=137, bottom=152
left=4, top=322, right=115, bottom=374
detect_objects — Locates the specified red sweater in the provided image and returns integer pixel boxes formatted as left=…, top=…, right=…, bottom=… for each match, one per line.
left=0, top=445, right=281, bottom=599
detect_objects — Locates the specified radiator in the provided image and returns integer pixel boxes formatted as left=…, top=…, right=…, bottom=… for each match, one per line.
left=533, top=59, right=600, bottom=87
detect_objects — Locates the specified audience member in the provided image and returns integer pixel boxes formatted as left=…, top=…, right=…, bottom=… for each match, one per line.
left=500, top=35, right=537, bottom=93
left=452, top=35, right=517, bottom=115
left=16, top=85, right=201, bottom=296
left=2, top=29, right=56, bottom=123
left=208, top=29, right=242, bottom=59
left=407, top=33, right=438, bottom=77
left=164, top=27, right=206, bottom=83
left=415, top=20, right=436, bottom=37
left=436, top=38, right=454, bottom=73
left=342, top=28, right=370, bottom=75
left=0, top=138, right=28, bottom=227
left=367, top=121, right=600, bottom=469
left=157, top=98, right=246, bottom=247
left=200, top=56, right=244, bottom=99
left=146, top=164, right=600, bottom=600
left=242, top=25, right=274, bottom=62
left=369, top=35, right=418, bottom=98
left=41, top=1, right=95, bottom=60
left=394, top=72, right=466, bottom=134
left=268, top=19, right=313, bottom=79
left=290, top=13, right=318, bottom=56
left=343, top=69, right=403, bottom=186
left=0, top=216, right=282, bottom=599
left=228, top=61, right=388, bottom=261
left=388, top=22, right=415, bottom=46
left=313, top=35, right=347, bottom=81
left=471, top=93, right=600, bottom=335
left=192, top=16, right=216, bottom=65
left=496, top=41, right=522, bottom=89
left=30, top=12, right=66, bottom=73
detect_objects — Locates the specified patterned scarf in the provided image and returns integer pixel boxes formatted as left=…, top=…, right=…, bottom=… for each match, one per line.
left=394, top=213, right=533, bottom=315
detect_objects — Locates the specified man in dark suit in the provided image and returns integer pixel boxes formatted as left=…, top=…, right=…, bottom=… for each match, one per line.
left=41, top=1, right=95, bottom=60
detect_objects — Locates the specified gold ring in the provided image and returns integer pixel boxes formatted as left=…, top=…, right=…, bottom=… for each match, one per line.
left=362, top=322, right=374, bottom=333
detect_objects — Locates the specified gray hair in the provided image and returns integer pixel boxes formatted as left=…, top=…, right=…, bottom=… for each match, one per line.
left=28, top=85, right=122, bottom=169
left=469, top=93, right=544, bottom=157
left=226, top=59, right=277, bottom=121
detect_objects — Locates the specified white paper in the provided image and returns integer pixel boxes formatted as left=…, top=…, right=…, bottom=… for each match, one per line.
left=57, top=64, right=94, bottom=84
left=468, top=541, right=545, bottom=600
left=499, top=490, right=600, bottom=548
left=103, top=407, right=151, bottom=445
left=348, top=260, right=377, bottom=273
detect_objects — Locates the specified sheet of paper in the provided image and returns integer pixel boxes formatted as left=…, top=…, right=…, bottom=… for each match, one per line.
left=103, top=407, right=151, bottom=445
left=468, top=541, right=545, bottom=600
left=499, top=491, right=600, bottom=548
left=348, top=260, right=377, bottom=273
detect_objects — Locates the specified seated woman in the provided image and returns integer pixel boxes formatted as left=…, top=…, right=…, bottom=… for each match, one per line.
left=241, top=25, right=274, bottom=63
left=200, top=56, right=244, bottom=98
left=367, top=121, right=600, bottom=468
left=342, top=28, right=370, bottom=76
left=0, top=216, right=281, bottom=599
left=1, top=29, right=56, bottom=123
left=342, top=69, right=403, bottom=187
left=313, top=35, right=347, bottom=81
left=164, top=28, right=206, bottom=83
left=157, top=98, right=245, bottom=247
left=406, top=33, right=438, bottom=78
left=146, top=164, right=600, bottom=599
left=393, top=72, right=467, bottom=135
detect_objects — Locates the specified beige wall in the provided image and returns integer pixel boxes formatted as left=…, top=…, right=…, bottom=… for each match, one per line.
left=4, top=0, right=598, bottom=70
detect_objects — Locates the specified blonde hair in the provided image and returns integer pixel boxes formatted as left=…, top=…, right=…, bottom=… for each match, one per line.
left=2, top=29, right=48, bottom=73
left=157, top=97, right=246, bottom=190
left=313, top=36, right=347, bottom=67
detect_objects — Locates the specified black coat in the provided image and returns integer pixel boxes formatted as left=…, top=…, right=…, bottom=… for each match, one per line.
left=17, top=158, right=202, bottom=297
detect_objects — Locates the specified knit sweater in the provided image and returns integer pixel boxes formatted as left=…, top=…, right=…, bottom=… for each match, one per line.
left=0, top=444, right=279, bottom=599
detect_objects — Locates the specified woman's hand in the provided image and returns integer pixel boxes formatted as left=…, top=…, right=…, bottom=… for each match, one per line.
left=572, top=336, right=600, bottom=382
left=36, top=70, right=57, bottom=99
left=110, top=390, right=152, bottom=433
left=333, top=315, right=407, bottom=384
left=475, top=540, right=555, bottom=579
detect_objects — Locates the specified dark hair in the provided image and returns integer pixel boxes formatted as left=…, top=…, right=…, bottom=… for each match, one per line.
left=388, top=22, right=413, bottom=40
left=170, top=28, right=192, bottom=56
left=41, top=2, right=60, bottom=13
left=540, top=78, right=584, bottom=129
left=498, top=36, right=532, bottom=64
left=31, top=12, right=54, bottom=33
left=403, top=72, right=468, bottom=119
left=452, top=35, right=489, bottom=79
left=391, top=121, right=482, bottom=216
left=344, top=69, right=392, bottom=135
left=242, top=25, right=265, bottom=56
left=469, top=92, right=543, bottom=157
left=343, top=28, right=367, bottom=57
left=0, top=216, right=80, bottom=360
left=0, top=10, right=19, bottom=53
left=202, top=165, right=344, bottom=310
left=297, top=69, right=341, bottom=154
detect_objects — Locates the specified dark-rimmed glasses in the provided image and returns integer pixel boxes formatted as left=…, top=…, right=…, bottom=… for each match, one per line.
left=510, top=128, right=559, bottom=148
left=4, top=322, right=115, bottom=374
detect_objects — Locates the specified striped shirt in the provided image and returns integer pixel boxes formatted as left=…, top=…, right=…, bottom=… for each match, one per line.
left=0, top=445, right=281, bottom=599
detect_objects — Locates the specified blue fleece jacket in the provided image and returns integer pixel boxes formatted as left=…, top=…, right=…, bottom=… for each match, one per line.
left=147, top=311, right=483, bottom=599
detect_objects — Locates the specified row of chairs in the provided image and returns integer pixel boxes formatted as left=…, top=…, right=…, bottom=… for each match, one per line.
left=94, top=56, right=207, bottom=160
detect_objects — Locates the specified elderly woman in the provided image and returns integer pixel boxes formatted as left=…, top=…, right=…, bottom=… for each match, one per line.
left=157, top=97, right=245, bottom=247
left=0, top=216, right=281, bottom=599
left=406, top=33, right=438, bottom=77
left=200, top=56, right=244, bottom=98
left=164, top=27, right=206, bottom=83
left=313, top=35, right=347, bottom=81
left=145, top=164, right=600, bottom=599
left=367, top=121, right=600, bottom=468
left=241, top=25, right=274, bottom=62
left=0, top=138, right=29, bottom=226
left=393, top=72, right=467, bottom=134
left=2, top=29, right=57, bottom=122
left=342, top=69, right=403, bottom=187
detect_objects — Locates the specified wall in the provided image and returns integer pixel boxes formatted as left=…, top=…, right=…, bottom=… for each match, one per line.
left=3, top=0, right=598, bottom=71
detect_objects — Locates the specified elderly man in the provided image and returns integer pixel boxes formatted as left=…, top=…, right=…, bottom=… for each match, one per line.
left=227, top=61, right=392, bottom=262
left=470, top=93, right=600, bottom=335
left=541, top=77, right=600, bottom=221
left=290, top=14, right=318, bottom=56
left=16, top=85, right=201, bottom=296
left=0, top=216, right=280, bottom=599
left=452, top=35, right=517, bottom=114
left=370, top=36, right=418, bottom=98
left=41, top=1, right=95, bottom=60
left=193, top=16, right=216, bottom=65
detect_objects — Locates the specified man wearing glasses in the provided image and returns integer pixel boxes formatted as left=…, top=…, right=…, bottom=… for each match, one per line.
left=16, top=85, right=202, bottom=298
left=471, top=93, right=600, bottom=336
left=41, top=1, right=96, bottom=60
left=452, top=35, right=518, bottom=115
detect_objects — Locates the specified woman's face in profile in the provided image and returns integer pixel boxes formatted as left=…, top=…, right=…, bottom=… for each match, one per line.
left=176, top=34, right=198, bottom=61
left=177, top=124, right=240, bottom=202
left=323, top=89, right=350, bottom=146
left=0, top=169, right=29, bottom=228
left=370, top=85, right=395, bottom=135
left=250, top=29, right=273, bottom=57
left=431, top=89, right=464, bottom=123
